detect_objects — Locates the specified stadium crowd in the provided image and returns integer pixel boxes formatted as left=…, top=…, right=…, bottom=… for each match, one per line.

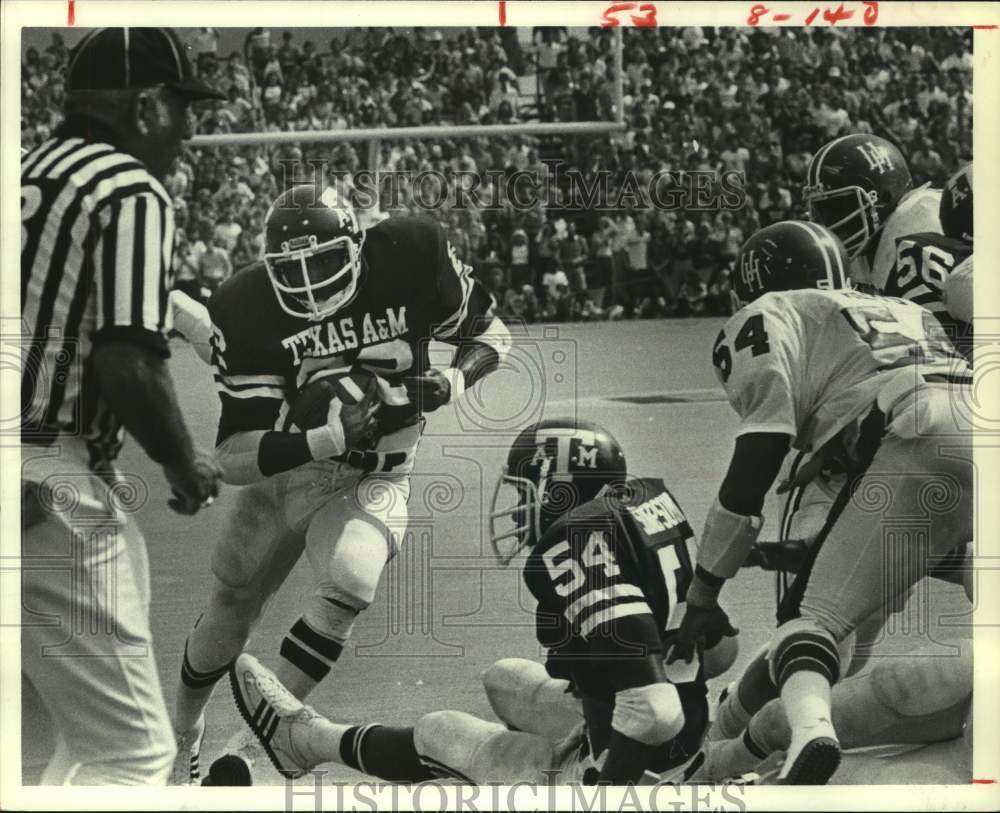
left=22, top=26, right=972, bottom=322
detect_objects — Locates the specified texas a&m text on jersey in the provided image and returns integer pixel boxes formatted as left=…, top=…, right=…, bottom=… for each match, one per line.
left=209, top=188, right=501, bottom=471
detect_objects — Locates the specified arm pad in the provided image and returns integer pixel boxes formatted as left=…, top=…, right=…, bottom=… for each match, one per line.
left=697, top=497, right=763, bottom=580
left=611, top=683, right=685, bottom=746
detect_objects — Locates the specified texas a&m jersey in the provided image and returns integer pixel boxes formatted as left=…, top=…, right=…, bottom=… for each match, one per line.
left=208, top=216, right=494, bottom=453
left=523, top=477, right=709, bottom=772
left=849, top=185, right=941, bottom=294
left=712, top=289, right=968, bottom=455
left=882, top=231, right=973, bottom=356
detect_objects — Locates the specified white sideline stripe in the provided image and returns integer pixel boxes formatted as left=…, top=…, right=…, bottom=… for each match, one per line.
left=545, top=387, right=727, bottom=408
left=580, top=601, right=650, bottom=637
left=565, top=584, right=644, bottom=625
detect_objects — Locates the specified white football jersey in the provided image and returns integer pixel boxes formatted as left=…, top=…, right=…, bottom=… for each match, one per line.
left=849, top=184, right=942, bottom=292
left=713, top=289, right=967, bottom=453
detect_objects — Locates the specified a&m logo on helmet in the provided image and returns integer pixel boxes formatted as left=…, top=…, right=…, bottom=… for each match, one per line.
left=855, top=140, right=895, bottom=175
left=740, top=249, right=765, bottom=296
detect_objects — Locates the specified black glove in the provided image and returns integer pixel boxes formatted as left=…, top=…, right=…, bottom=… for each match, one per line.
left=402, top=368, right=452, bottom=412
left=665, top=603, right=739, bottom=665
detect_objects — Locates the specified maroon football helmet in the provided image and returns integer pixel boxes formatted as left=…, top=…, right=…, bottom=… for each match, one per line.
left=803, top=133, right=913, bottom=259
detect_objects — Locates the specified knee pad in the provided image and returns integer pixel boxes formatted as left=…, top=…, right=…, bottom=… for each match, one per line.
left=310, top=510, right=394, bottom=607
left=768, top=617, right=845, bottom=688
left=482, top=658, right=550, bottom=722
left=414, top=710, right=554, bottom=785
left=612, top=683, right=685, bottom=746
left=482, top=658, right=580, bottom=740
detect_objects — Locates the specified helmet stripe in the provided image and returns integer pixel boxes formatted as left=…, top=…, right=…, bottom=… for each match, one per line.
left=786, top=221, right=834, bottom=291
left=806, top=220, right=847, bottom=289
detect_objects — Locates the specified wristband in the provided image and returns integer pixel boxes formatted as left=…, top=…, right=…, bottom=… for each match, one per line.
left=686, top=570, right=724, bottom=608
left=306, top=424, right=345, bottom=460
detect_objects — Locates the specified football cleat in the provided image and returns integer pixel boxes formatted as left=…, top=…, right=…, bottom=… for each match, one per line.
left=229, top=653, right=320, bottom=780
left=778, top=721, right=841, bottom=785
left=168, top=715, right=205, bottom=785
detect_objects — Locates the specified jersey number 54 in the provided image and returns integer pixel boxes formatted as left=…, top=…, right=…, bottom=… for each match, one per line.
left=713, top=313, right=771, bottom=383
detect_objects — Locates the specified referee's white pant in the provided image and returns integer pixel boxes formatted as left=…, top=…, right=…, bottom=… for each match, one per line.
left=21, top=446, right=175, bottom=785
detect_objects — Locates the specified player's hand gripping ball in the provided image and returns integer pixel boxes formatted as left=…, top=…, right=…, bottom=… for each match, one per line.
left=289, top=368, right=381, bottom=448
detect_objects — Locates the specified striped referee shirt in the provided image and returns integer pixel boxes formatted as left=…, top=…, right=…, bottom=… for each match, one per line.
left=21, top=118, right=175, bottom=470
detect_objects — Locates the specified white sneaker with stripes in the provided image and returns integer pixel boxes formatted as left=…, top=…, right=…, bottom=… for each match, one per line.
left=229, top=653, right=320, bottom=780
left=168, top=715, right=205, bottom=785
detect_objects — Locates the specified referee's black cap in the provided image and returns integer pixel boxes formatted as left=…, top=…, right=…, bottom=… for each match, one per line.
left=67, top=28, right=227, bottom=101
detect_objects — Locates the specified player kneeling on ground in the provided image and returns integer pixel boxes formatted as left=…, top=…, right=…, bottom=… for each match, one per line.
left=215, top=419, right=739, bottom=785
left=669, top=220, right=973, bottom=784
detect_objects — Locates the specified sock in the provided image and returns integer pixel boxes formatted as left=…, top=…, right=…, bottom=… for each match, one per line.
left=746, top=698, right=793, bottom=754
left=338, top=725, right=434, bottom=782
left=714, top=650, right=778, bottom=740
left=780, top=671, right=834, bottom=740
left=701, top=727, right=771, bottom=780
left=176, top=639, right=230, bottom=733
left=274, top=615, right=347, bottom=699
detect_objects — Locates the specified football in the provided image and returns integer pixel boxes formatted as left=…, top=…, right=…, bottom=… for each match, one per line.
left=288, top=368, right=380, bottom=445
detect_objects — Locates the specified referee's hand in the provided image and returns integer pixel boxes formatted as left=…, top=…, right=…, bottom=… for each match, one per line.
left=165, top=449, right=222, bottom=515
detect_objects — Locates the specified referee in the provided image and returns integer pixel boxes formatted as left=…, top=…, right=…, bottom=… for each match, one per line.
left=21, top=28, right=225, bottom=785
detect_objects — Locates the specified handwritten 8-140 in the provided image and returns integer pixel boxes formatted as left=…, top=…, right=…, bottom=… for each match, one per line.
left=749, top=2, right=879, bottom=26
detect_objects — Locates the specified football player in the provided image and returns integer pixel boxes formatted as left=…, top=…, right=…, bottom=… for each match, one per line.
left=883, top=162, right=973, bottom=357
left=766, top=143, right=965, bottom=667
left=668, top=220, right=973, bottom=784
left=212, top=419, right=740, bottom=785
left=168, top=185, right=511, bottom=783
left=803, top=132, right=941, bottom=294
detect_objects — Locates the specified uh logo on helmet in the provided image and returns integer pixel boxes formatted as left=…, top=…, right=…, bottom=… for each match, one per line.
left=803, top=133, right=912, bottom=260
left=732, top=220, right=851, bottom=310
left=263, top=184, right=366, bottom=321
left=489, top=419, right=627, bottom=566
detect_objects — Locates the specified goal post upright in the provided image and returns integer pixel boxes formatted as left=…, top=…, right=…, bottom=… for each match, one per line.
left=614, top=25, right=624, bottom=126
